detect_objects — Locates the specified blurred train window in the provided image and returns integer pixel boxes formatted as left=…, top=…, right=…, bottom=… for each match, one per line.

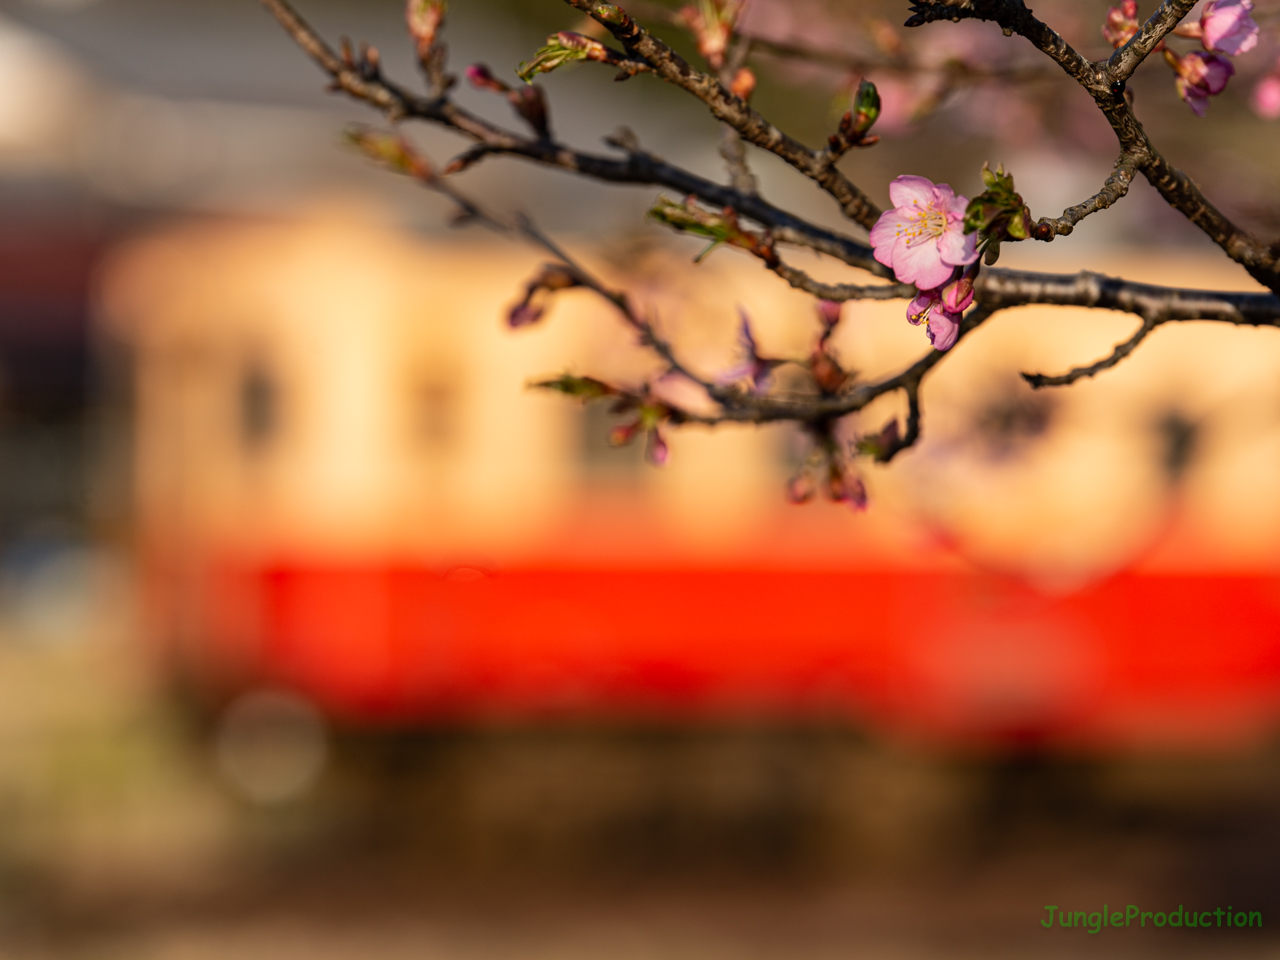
left=580, top=401, right=643, bottom=476
left=414, top=379, right=457, bottom=450
left=239, top=361, right=277, bottom=449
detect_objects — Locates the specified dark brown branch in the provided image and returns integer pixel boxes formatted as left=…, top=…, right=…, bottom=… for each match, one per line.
left=904, top=0, right=1095, bottom=87
left=976, top=268, right=1280, bottom=324
left=1033, top=154, right=1138, bottom=240
left=259, top=0, right=889, bottom=277
left=557, top=0, right=884, bottom=229
left=265, top=0, right=1280, bottom=462
left=1022, top=317, right=1158, bottom=388
left=905, top=0, right=1280, bottom=294
left=622, top=0, right=1052, bottom=83
left=768, top=259, right=916, bottom=302
left=1107, top=0, right=1199, bottom=82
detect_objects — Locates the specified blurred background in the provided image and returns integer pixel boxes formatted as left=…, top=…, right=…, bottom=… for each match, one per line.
left=1, top=0, right=1280, bottom=957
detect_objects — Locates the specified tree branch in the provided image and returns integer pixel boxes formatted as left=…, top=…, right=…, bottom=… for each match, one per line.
left=1107, top=0, right=1199, bottom=82
left=904, top=0, right=1095, bottom=87
left=904, top=0, right=1280, bottom=293
left=258, top=0, right=891, bottom=276
left=1022, top=317, right=1158, bottom=388
left=1033, top=153, right=1138, bottom=240
left=556, top=0, right=884, bottom=229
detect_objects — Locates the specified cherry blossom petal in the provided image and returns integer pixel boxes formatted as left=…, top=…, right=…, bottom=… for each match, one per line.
left=907, top=291, right=936, bottom=324
left=1179, top=79, right=1210, bottom=116
left=893, top=239, right=953, bottom=289
left=888, top=175, right=937, bottom=209
left=926, top=310, right=960, bottom=351
left=1201, top=0, right=1258, bottom=55
left=937, top=228, right=978, bottom=267
left=869, top=211, right=915, bottom=266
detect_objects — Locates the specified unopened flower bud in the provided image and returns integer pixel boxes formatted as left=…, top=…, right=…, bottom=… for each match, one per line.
left=816, top=299, right=842, bottom=329
left=406, top=0, right=447, bottom=60
left=729, top=67, right=756, bottom=101
left=609, top=421, right=640, bottom=446
left=786, top=471, right=816, bottom=504
left=535, top=264, right=580, bottom=291
left=465, top=63, right=509, bottom=93
left=646, top=430, right=670, bottom=466
left=507, top=302, right=544, bottom=328
left=825, top=462, right=868, bottom=510
left=850, top=78, right=881, bottom=135
left=810, top=348, right=848, bottom=395
left=510, top=84, right=550, bottom=138
left=595, top=4, right=625, bottom=24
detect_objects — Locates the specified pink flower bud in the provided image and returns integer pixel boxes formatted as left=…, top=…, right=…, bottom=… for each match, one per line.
left=646, top=430, right=670, bottom=466
left=816, top=300, right=842, bottom=328
left=786, top=471, right=816, bottom=504
left=940, top=269, right=976, bottom=313
left=507, top=302, right=544, bottom=328
left=465, top=63, right=509, bottom=93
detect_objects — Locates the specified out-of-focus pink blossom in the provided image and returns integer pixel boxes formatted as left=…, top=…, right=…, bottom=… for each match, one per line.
left=869, top=176, right=977, bottom=290
left=716, top=309, right=779, bottom=393
left=816, top=299, right=842, bottom=329
left=1102, top=0, right=1140, bottom=48
left=1173, top=49, right=1235, bottom=115
left=786, top=471, right=816, bottom=504
left=647, top=430, right=670, bottom=466
left=1200, top=0, right=1259, bottom=55
left=826, top=464, right=868, bottom=511
left=1252, top=73, right=1280, bottom=118
left=507, top=302, right=543, bottom=328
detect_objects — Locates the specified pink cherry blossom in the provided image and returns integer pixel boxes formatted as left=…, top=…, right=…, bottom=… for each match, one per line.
left=869, top=176, right=977, bottom=290
left=1253, top=73, right=1280, bottom=119
left=903, top=264, right=975, bottom=352
left=924, top=311, right=960, bottom=352
left=716, top=308, right=778, bottom=392
left=1173, top=50, right=1235, bottom=115
left=906, top=289, right=962, bottom=352
left=1200, top=0, right=1259, bottom=56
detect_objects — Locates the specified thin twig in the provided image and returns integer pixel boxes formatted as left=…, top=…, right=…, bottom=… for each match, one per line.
left=1033, top=153, right=1138, bottom=240
left=1108, top=0, right=1199, bottom=82
left=1022, top=317, right=1160, bottom=388
left=557, top=0, right=883, bottom=229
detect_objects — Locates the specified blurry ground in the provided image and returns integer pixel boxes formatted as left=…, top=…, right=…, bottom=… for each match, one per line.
left=0, top=552, right=1277, bottom=960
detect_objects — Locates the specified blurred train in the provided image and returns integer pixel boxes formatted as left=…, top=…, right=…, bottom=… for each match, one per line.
left=97, top=203, right=1280, bottom=755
